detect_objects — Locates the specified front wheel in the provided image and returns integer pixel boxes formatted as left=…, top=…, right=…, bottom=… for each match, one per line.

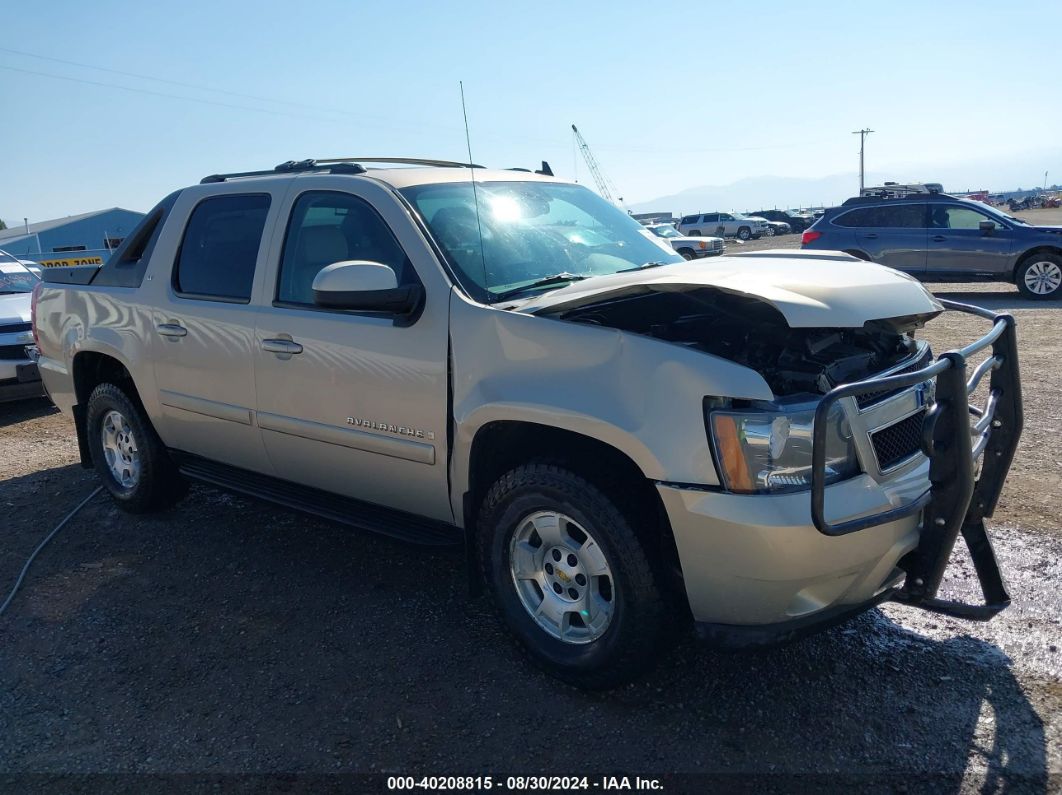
left=679, top=248, right=695, bottom=261
left=737, top=226, right=751, bottom=241
left=478, top=465, right=668, bottom=689
left=1016, top=255, right=1062, bottom=299
left=764, top=226, right=775, bottom=237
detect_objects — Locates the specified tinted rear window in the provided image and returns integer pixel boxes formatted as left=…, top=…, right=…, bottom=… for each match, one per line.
left=174, top=194, right=270, bottom=301
left=834, top=204, right=925, bottom=228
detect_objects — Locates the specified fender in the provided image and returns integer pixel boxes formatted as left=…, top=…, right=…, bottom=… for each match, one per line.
left=447, top=291, right=774, bottom=522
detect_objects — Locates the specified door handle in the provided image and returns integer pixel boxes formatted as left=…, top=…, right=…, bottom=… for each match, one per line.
left=156, top=322, right=187, bottom=338
left=863, top=233, right=878, bottom=239
left=932, top=235, right=947, bottom=242
left=261, top=338, right=304, bottom=355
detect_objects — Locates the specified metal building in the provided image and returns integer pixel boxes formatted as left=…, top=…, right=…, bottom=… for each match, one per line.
left=0, top=207, right=145, bottom=269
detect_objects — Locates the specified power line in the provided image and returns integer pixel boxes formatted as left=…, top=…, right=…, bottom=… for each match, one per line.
left=0, top=63, right=341, bottom=122
left=0, top=45, right=349, bottom=114
left=0, top=48, right=467, bottom=135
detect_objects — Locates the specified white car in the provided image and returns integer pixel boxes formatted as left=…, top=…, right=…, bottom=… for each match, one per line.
left=0, top=252, right=46, bottom=402
left=676, top=212, right=770, bottom=241
left=645, top=223, right=725, bottom=259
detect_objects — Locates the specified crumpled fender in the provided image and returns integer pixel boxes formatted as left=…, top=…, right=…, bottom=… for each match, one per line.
left=449, top=291, right=773, bottom=506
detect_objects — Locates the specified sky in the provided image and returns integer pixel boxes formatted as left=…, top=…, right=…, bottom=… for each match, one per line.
left=2, top=0, right=1061, bottom=225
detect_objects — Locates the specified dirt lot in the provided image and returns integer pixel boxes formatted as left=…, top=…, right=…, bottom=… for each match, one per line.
left=1, top=218, right=1060, bottom=789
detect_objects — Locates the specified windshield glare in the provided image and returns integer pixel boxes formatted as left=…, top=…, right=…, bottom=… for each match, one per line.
left=0, top=262, right=40, bottom=293
left=401, top=181, right=682, bottom=301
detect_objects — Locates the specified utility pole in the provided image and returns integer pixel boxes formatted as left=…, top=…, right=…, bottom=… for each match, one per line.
left=852, top=129, right=874, bottom=193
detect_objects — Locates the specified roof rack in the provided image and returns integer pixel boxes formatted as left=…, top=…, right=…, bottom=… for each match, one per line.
left=841, top=192, right=958, bottom=206
left=201, top=159, right=365, bottom=184
left=200, top=157, right=559, bottom=185
left=316, top=157, right=485, bottom=168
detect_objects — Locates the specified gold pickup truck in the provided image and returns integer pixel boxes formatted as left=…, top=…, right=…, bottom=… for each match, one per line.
left=33, top=158, right=1022, bottom=688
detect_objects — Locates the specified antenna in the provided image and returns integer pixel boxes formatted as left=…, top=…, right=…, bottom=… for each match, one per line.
left=460, top=80, right=489, bottom=297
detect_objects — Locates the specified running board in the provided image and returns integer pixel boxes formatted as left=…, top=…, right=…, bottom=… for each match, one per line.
left=172, top=452, right=461, bottom=547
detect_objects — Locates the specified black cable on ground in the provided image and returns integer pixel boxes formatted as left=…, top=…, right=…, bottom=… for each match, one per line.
left=0, top=485, right=103, bottom=619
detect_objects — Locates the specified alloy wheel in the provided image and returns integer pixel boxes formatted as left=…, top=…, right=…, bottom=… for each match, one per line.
left=509, top=511, right=615, bottom=644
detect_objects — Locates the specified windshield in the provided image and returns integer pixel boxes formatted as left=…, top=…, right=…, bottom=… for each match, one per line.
left=649, top=225, right=681, bottom=238
left=0, top=261, right=40, bottom=294
left=400, top=181, right=682, bottom=301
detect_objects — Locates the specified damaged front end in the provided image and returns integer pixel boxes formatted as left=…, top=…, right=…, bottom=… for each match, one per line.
left=538, top=286, right=1023, bottom=622
left=541, top=287, right=934, bottom=399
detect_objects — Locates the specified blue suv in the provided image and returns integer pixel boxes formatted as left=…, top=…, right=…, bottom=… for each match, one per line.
left=801, top=193, right=1062, bottom=299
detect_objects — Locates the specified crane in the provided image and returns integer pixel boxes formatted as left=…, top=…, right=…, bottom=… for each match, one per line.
left=572, top=124, right=624, bottom=208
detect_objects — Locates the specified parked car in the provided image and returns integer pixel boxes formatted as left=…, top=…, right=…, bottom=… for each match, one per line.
left=0, top=251, right=46, bottom=402
left=801, top=192, right=1062, bottom=299
left=750, top=209, right=814, bottom=232
left=644, top=223, right=724, bottom=259
left=747, top=216, right=791, bottom=237
left=34, top=158, right=1022, bottom=688
left=676, top=212, right=769, bottom=241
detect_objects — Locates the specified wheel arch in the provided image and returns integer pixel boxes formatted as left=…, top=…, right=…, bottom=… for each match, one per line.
left=71, top=351, right=144, bottom=467
left=463, top=420, right=684, bottom=599
left=1013, top=245, right=1062, bottom=281
left=843, top=249, right=873, bottom=261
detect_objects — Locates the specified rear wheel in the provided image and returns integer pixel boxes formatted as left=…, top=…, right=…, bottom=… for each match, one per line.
left=1016, top=255, right=1062, bottom=299
left=737, top=226, right=751, bottom=241
left=86, top=383, right=187, bottom=512
left=688, top=229, right=701, bottom=237
left=478, top=464, right=668, bottom=689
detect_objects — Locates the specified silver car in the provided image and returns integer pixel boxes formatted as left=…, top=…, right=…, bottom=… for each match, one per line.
left=676, top=212, right=770, bottom=240
left=0, top=251, right=45, bottom=402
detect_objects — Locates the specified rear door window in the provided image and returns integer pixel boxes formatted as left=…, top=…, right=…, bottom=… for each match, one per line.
left=835, top=204, right=926, bottom=228
left=174, top=194, right=271, bottom=302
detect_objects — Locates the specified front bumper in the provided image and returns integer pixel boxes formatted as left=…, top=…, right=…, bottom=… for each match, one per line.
left=660, top=464, right=924, bottom=628
left=693, top=244, right=726, bottom=258
left=0, top=353, right=45, bottom=403
left=664, top=300, right=1022, bottom=640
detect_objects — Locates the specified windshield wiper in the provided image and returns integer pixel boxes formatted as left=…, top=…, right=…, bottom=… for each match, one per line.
left=618, top=260, right=668, bottom=273
left=493, top=272, right=590, bottom=302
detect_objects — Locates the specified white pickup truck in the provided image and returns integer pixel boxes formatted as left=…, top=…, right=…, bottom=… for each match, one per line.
left=33, top=158, right=1023, bottom=688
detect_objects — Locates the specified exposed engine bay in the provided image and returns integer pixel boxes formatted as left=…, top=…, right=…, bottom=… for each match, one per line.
left=550, top=288, right=929, bottom=397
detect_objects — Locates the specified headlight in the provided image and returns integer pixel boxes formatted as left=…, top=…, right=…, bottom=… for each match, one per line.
left=708, top=403, right=859, bottom=493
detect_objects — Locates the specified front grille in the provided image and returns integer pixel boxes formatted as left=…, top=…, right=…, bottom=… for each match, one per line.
left=0, top=344, right=31, bottom=361
left=0, top=322, right=32, bottom=334
left=856, top=347, right=933, bottom=408
left=871, top=410, right=925, bottom=470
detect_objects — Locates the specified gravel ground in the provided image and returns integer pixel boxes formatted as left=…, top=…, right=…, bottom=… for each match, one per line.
left=1, top=223, right=1060, bottom=789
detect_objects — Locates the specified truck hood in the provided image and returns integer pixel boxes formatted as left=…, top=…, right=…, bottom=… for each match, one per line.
left=0, top=292, right=32, bottom=324
left=515, top=251, right=943, bottom=328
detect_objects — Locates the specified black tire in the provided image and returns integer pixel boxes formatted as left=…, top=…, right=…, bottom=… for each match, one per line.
left=764, top=226, right=775, bottom=237
left=478, top=464, right=668, bottom=689
left=737, top=226, right=751, bottom=241
left=678, top=248, right=695, bottom=261
left=688, top=229, right=701, bottom=237
left=1015, top=254, right=1062, bottom=300
left=86, top=383, right=187, bottom=513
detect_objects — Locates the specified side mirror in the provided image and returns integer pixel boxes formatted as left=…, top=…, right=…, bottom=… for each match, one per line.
left=979, top=220, right=996, bottom=234
left=312, top=261, right=424, bottom=319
